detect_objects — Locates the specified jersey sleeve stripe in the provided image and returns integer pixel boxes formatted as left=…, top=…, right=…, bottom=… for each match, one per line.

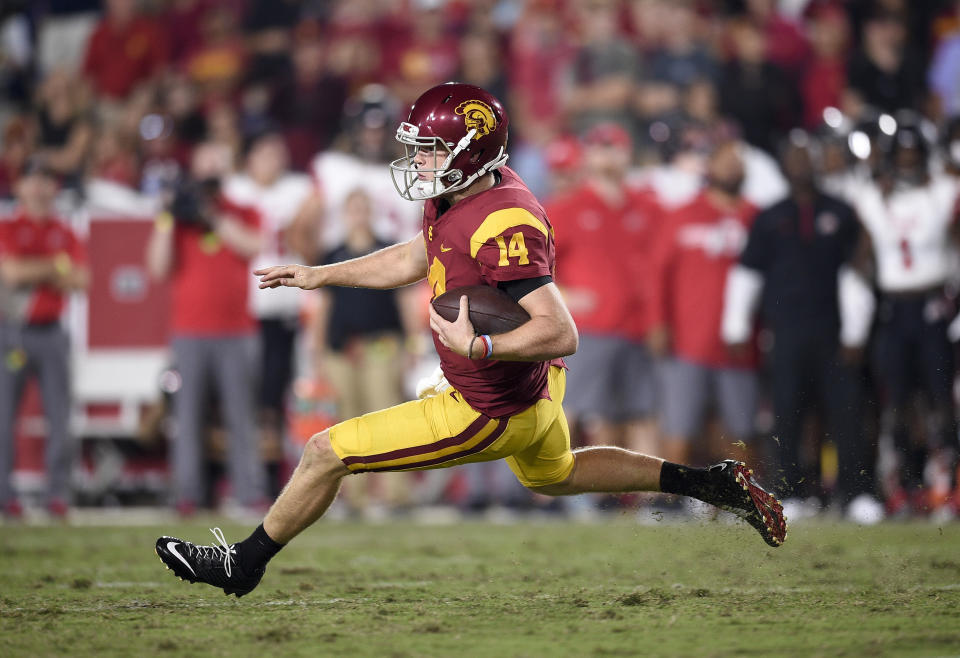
left=469, top=207, right=549, bottom=258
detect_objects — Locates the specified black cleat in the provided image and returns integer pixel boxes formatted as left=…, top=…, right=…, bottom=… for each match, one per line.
left=155, top=528, right=264, bottom=597
left=704, top=460, right=788, bottom=547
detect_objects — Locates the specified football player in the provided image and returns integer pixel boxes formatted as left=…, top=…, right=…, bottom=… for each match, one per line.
left=840, top=113, right=960, bottom=517
left=155, top=83, right=787, bottom=597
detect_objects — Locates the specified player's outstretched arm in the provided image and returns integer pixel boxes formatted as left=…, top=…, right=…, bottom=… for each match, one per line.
left=256, top=232, right=428, bottom=290
left=430, top=282, right=578, bottom=362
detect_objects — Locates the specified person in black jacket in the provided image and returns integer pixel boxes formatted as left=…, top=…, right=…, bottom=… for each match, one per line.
left=722, top=133, right=880, bottom=521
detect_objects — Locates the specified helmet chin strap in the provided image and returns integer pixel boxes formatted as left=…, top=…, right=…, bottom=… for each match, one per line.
left=437, top=144, right=509, bottom=197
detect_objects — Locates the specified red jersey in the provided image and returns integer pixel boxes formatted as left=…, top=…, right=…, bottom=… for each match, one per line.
left=170, top=197, right=258, bottom=336
left=424, top=167, right=558, bottom=418
left=0, top=213, right=86, bottom=325
left=83, top=17, right=168, bottom=99
left=648, top=192, right=756, bottom=368
left=549, top=182, right=662, bottom=339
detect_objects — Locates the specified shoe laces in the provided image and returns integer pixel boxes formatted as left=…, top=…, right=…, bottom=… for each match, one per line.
left=207, top=527, right=236, bottom=578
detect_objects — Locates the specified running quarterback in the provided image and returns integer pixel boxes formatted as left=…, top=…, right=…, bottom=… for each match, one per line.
left=155, top=83, right=787, bottom=597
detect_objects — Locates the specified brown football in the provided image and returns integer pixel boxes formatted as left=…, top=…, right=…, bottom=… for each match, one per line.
left=431, top=285, right=530, bottom=334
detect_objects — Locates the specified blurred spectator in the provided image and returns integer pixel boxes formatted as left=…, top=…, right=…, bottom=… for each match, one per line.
left=322, top=0, right=384, bottom=88
left=562, top=0, right=638, bottom=136
left=0, top=159, right=90, bottom=519
left=744, top=0, right=810, bottom=82
left=720, top=18, right=799, bottom=154
left=628, top=0, right=670, bottom=50
left=33, top=70, right=93, bottom=186
left=82, top=0, right=169, bottom=102
left=844, top=11, right=925, bottom=117
left=138, top=113, right=185, bottom=200
left=639, top=1, right=718, bottom=120
left=185, top=6, right=246, bottom=102
left=637, top=84, right=787, bottom=211
left=385, top=1, right=459, bottom=106
left=0, top=117, right=34, bottom=199
left=550, top=124, right=661, bottom=451
left=308, top=85, right=421, bottom=249
left=802, top=6, right=850, bottom=128
left=456, top=29, right=508, bottom=107
left=313, top=187, right=415, bottom=516
left=929, top=2, right=960, bottom=118
left=839, top=117, right=959, bottom=517
left=145, top=141, right=266, bottom=514
left=88, top=121, right=139, bottom=187
left=163, top=0, right=206, bottom=67
left=243, top=0, right=302, bottom=85
left=206, top=102, right=242, bottom=166
left=164, top=75, right=207, bottom=149
left=508, top=0, right=573, bottom=146
left=224, top=130, right=314, bottom=496
left=35, top=0, right=99, bottom=76
left=647, top=142, right=757, bottom=464
left=269, top=21, right=349, bottom=171
left=543, top=134, right=584, bottom=201
left=722, top=133, right=876, bottom=517
left=0, top=1, right=33, bottom=115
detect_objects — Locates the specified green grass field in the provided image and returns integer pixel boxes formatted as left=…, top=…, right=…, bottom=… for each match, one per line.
left=1, top=516, right=959, bottom=657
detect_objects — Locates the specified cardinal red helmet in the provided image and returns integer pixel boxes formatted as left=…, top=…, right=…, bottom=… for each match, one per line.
left=390, top=82, right=509, bottom=200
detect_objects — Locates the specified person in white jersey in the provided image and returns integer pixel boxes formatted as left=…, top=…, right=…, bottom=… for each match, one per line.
left=844, top=114, right=959, bottom=518
left=307, top=85, right=422, bottom=247
left=223, top=129, right=314, bottom=495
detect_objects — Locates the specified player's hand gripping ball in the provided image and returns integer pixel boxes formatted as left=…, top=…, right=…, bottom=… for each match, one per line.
left=430, top=286, right=530, bottom=357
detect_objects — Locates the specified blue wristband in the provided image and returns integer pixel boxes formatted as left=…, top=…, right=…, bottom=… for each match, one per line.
left=481, top=334, right=493, bottom=359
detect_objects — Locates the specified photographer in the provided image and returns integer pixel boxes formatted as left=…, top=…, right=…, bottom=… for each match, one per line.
left=146, top=141, right=266, bottom=515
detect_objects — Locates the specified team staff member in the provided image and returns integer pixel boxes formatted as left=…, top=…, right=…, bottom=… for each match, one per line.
left=155, top=84, right=785, bottom=597
left=314, top=187, right=417, bottom=515
left=548, top=123, right=662, bottom=450
left=647, top=142, right=759, bottom=465
left=0, top=160, right=89, bottom=519
left=722, top=135, right=877, bottom=518
left=146, top=141, right=266, bottom=515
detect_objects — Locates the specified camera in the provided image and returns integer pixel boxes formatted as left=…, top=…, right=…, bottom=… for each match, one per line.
left=168, top=176, right=221, bottom=228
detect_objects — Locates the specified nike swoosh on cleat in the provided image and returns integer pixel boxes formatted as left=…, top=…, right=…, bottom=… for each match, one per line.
left=166, top=541, right=197, bottom=576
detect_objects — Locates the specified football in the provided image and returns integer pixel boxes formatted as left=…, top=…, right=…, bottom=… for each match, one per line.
left=431, top=285, right=531, bottom=334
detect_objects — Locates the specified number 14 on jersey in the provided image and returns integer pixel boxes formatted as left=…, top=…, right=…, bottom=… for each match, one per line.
left=494, top=232, right=529, bottom=266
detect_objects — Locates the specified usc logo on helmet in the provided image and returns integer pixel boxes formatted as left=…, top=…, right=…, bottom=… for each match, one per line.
left=455, top=100, right=496, bottom=139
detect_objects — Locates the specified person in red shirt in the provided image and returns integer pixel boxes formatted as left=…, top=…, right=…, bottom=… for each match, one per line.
left=801, top=5, right=850, bottom=129
left=648, top=142, right=759, bottom=466
left=154, top=84, right=785, bottom=598
left=0, top=160, right=89, bottom=519
left=82, top=0, right=169, bottom=100
left=549, top=123, right=662, bottom=454
left=146, top=141, right=265, bottom=516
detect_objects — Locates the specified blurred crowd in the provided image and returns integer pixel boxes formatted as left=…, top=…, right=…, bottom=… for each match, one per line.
left=3, top=0, right=960, bottom=524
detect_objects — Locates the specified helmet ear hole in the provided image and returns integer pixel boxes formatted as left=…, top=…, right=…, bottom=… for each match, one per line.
left=469, top=149, right=485, bottom=164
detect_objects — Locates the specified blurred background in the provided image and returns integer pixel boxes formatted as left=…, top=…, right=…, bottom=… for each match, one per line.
left=3, top=0, right=960, bottom=525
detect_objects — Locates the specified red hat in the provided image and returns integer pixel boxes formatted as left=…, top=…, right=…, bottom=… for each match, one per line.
left=545, top=135, right=583, bottom=171
left=583, top=122, right=632, bottom=149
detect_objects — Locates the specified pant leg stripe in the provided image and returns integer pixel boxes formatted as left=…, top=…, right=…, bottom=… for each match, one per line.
left=340, top=414, right=491, bottom=467
left=356, top=418, right=509, bottom=473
